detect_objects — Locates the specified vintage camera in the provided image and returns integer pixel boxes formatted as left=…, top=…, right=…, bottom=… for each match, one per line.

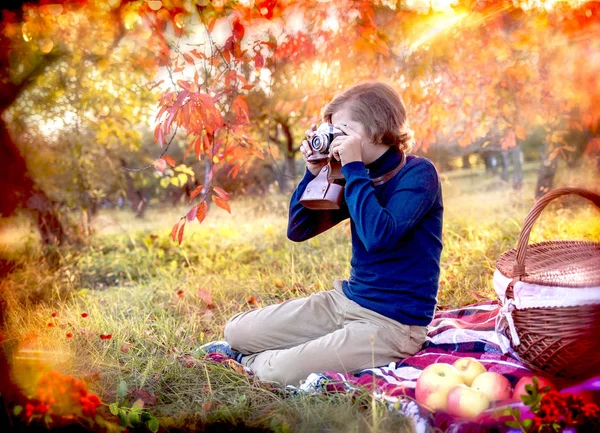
left=308, top=123, right=345, bottom=161
left=300, top=123, right=346, bottom=210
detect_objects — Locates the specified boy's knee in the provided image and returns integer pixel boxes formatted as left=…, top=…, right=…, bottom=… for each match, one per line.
left=224, top=314, right=249, bottom=353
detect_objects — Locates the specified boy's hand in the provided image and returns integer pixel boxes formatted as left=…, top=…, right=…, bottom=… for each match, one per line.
left=330, top=124, right=363, bottom=166
left=300, top=124, right=328, bottom=176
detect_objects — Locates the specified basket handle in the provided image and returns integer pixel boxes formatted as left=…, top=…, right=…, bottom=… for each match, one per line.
left=512, top=187, right=600, bottom=277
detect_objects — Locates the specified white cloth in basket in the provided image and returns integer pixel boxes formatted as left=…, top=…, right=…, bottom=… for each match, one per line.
left=493, top=269, right=600, bottom=354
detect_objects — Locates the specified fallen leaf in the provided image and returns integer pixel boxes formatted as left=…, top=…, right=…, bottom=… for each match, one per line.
left=121, top=343, right=134, bottom=353
left=177, top=354, right=204, bottom=368
left=129, top=389, right=157, bottom=407
left=197, top=288, right=214, bottom=307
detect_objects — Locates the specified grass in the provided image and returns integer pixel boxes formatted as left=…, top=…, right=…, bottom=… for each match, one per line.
left=1, top=160, right=599, bottom=433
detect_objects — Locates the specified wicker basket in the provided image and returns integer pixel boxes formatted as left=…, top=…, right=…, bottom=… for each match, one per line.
left=495, top=187, right=600, bottom=379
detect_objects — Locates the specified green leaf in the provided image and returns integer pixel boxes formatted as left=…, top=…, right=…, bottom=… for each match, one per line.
left=13, top=406, right=23, bottom=416
left=147, top=417, right=159, bottom=433
left=117, top=380, right=128, bottom=402
left=44, top=413, right=52, bottom=425
left=523, top=419, right=532, bottom=428
left=117, top=409, right=129, bottom=426
left=129, top=411, right=141, bottom=427
left=109, top=402, right=119, bottom=416
left=505, top=421, right=521, bottom=428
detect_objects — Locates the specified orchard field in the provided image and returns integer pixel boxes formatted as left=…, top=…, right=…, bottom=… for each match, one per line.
left=1, top=161, right=598, bottom=433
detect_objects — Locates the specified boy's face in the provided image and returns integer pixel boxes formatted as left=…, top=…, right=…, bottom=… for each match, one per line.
left=331, top=106, right=369, bottom=150
left=331, top=104, right=389, bottom=165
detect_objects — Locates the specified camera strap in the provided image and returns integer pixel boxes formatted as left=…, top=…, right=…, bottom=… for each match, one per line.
left=371, top=151, right=406, bottom=187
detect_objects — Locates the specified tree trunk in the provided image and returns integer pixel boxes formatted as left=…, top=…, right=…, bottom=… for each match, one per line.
left=500, top=150, right=510, bottom=182
left=535, top=150, right=558, bottom=199
left=0, top=117, right=67, bottom=245
left=280, top=122, right=296, bottom=193
left=462, top=154, right=472, bottom=169
left=120, top=160, right=148, bottom=218
left=509, top=144, right=523, bottom=190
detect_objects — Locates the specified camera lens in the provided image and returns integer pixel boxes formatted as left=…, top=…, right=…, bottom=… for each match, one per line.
left=311, top=135, right=323, bottom=151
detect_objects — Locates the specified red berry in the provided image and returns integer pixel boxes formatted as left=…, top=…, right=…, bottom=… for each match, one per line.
left=48, top=323, right=54, bottom=327
left=66, top=333, right=73, bottom=338
left=81, top=313, right=88, bottom=318
left=52, top=312, right=57, bottom=317
left=88, top=394, right=100, bottom=406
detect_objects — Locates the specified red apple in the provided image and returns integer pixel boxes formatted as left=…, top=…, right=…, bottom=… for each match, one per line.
left=446, top=384, right=491, bottom=419
left=416, top=363, right=465, bottom=412
left=512, top=376, right=555, bottom=401
left=471, top=372, right=512, bottom=402
left=453, top=357, right=487, bottom=386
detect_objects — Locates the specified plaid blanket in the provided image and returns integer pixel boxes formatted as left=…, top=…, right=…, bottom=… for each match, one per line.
left=205, top=302, right=599, bottom=432
left=294, top=302, right=535, bottom=432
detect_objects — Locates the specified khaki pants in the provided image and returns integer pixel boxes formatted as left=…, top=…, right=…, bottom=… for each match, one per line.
left=224, top=280, right=428, bottom=387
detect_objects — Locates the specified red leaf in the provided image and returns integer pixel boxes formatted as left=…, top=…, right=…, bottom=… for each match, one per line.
left=121, top=343, right=134, bottom=353
left=162, top=155, right=176, bottom=167
left=183, top=53, right=195, bottom=64
left=187, top=205, right=198, bottom=222
left=212, top=186, right=230, bottom=201
left=232, top=19, right=245, bottom=40
left=154, top=158, right=167, bottom=174
left=183, top=138, right=195, bottom=160
left=171, top=222, right=179, bottom=241
left=228, top=164, right=241, bottom=179
left=212, top=195, right=231, bottom=213
left=254, top=53, right=264, bottom=69
left=233, top=96, right=249, bottom=123
left=194, top=136, right=201, bottom=158
left=196, top=201, right=208, bottom=224
left=177, top=223, right=185, bottom=245
left=207, top=17, right=217, bottom=33
left=197, top=288, right=214, bottom=307
left=190, top=185, right=204, bottom=201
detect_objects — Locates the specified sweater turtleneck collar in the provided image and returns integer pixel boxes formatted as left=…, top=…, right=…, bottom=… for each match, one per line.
left=365, top=145, right=403, bottom=178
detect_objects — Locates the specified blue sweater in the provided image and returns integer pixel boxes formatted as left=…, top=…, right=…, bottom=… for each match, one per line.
left=287, top=146, right=443, bottom=326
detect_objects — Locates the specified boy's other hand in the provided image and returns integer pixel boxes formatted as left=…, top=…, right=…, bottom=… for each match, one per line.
left=329, top=124, right=363, bottom=166
left=301, top=124, right=328, bottom=176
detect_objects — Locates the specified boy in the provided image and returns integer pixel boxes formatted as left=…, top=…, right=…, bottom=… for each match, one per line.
left=200, top=81, right=443, bottom=386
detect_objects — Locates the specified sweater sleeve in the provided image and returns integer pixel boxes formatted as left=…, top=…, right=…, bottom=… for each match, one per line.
left=340, top=159, right=440, bottom=254
left=287, top=168, right=350, bottom=242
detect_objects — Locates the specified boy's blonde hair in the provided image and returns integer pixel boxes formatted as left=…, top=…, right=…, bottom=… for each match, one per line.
left=322, top=81, right=414, bottom=153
